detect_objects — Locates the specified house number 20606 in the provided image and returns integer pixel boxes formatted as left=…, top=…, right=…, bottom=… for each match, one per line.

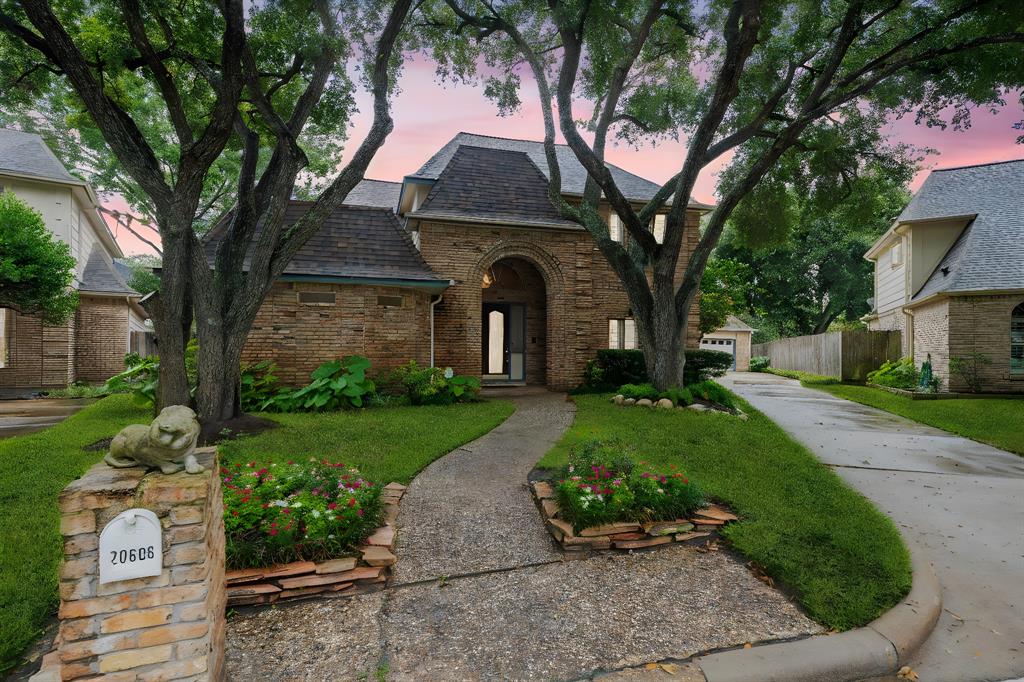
left=110, top=546, right=156, bottom=565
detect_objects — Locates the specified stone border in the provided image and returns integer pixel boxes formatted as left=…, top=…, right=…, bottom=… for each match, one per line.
left=530, top=480, right=737, bottom=553
left=224, top=482, right=406, bottom=607
left=610, top=394, right=749, bottom=419
left=866, top=383, right=1020, bottom=400
left=695, top=547, right=941, bottom=682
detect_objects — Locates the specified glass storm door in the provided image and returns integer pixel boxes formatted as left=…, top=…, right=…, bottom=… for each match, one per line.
left=482, top=303, right=526, bottom=381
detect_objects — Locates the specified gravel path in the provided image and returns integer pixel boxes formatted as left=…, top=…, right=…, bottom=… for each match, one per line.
left=390, top=388, right=572, bottom=584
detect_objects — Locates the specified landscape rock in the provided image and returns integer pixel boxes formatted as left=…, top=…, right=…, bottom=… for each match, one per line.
left=623, top=398, right=636, bottom=406
left=656, top=398, right=674, bottom=409
left=360, top=546, right=397, bottom=567
left=613, top=536, right=672, bottom=550
left=688, top=403, right=708, bottom=411
left=315, top=557, right=358, bottom=574
left=636, top=398, right=654, bottom=407
left=532, top=481, right=555, bottom=499
left=580, top=522, right=642, bottom=537
left=366, top=525, right=395, bottom=548
left=612, top=394, right=625, bottom=405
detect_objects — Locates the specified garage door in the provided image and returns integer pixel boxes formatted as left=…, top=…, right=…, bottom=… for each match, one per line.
left=699, top=338, right=736, bottom=370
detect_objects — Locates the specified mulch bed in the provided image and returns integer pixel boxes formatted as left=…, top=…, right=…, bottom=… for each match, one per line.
left=530, top=480, right=737, bottom=553
left=225, top=482, right=406, bottom=607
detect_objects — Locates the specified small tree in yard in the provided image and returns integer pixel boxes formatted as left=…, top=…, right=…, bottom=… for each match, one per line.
left=0, top=191, right=77, bottom=324
left=0, top=0, right=413, bottom=426
left=422, top=0, right=1024, bottom=390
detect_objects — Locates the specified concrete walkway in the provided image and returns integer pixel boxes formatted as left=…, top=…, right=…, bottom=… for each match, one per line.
left=720, top=372, right=1024, bottom=682
left=226, top=389, right=823, bottom=681
left=0, top=398, right=94, bottom=438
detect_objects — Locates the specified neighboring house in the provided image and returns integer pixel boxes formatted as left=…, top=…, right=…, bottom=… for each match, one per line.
left=700, top=315, right=755, bottom=371
left=863, top=159, right=1024, bottom=393
left=227, top=132, right=712, bottom=389
left=0, top=129, right=150, bottom=390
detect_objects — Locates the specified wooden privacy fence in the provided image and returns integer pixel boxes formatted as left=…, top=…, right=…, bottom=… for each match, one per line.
left=752, top=330, right=901, bottom=382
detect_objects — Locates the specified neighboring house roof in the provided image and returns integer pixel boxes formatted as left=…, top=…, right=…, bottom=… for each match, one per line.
left=412, top=145, right=582, bottom=230
left=715, top=315, right=755, bottom=333
left=203, top=202, right=448, bottom=288
left=344, top=178, right=402, bottom=210
left=80, top=246, right=138, bottom=295
left=410, top=131, right=714, bottom=208
left=906, top=159, right=1024, bottom=302
left=0, top=129, right=77, bottom=183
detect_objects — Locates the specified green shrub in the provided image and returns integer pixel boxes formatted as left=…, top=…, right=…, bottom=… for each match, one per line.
left=104, top=340, right=199, bottom=409
left=867, top=358, right=919, bottom=390
left=765, top=368, right=840, bottom=385
left=949, top=352, right=992, bottom=393
left=683, top=349, right=734, bottom=384
left=554, top=439, right=704, bottom=532
left=687, top=380, right=736, bottom=409
left=271, top=356, right=376, bottom=411
left=618, top=382, right=660, bottom=400
left=389, top=361, right=481, bottom=405
left=240, top=361, right=280, bottom=412
left=750, top=356, right=770, bottom=372
left=222, top=459, right=383, bottom=569
left=660, top=386, right=693, bottom=407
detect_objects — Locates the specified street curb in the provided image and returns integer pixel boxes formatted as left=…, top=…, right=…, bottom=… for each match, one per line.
left=697, top=548, right=941, bottom=682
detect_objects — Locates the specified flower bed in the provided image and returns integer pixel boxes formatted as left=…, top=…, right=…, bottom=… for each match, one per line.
left=222, top=459, right=407, bottom=607
left=532, top=440, right=736, bottom=552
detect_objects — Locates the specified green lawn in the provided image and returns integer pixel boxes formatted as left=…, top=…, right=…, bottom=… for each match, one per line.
left=816, top=384, right=1024, bottom=456
left=219, top=400, right=515, bottom=484
left=0, top=396, right=514, bottom=672
left=538, top=394, right=911, bottom=631
left=0, top=395, right=149, bottom=671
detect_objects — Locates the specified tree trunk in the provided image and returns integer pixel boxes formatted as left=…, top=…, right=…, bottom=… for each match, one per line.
left=147, top=227, right=193, bottom=412
left=634, top=278, right=690, bottom=392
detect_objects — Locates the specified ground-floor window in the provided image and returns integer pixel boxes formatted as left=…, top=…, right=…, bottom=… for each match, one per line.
left=608, top=318, right=636, bottom=350
left=0, top=308, right=12, bottom=368
left=1012, top=302, right=1024, bottom=375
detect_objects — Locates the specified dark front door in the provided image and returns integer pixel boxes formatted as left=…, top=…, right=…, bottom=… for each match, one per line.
left=482, top=302, right=526, bottom=381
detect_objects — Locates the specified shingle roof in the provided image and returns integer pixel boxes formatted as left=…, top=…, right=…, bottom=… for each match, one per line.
left=0, top=129, right=77, bottom=183
left=907, top=159, right=1024, bottom=301
left=411, top=132, right=711, bottom=206
left=80, top=247, right=138, bottom=295
left=345, top=178, right=402, bottom=210
left=203, top=202, right=447, bottom=286
left=717, top=315, right=755, bottom=332
left=413, top=145, right=582, bottom=229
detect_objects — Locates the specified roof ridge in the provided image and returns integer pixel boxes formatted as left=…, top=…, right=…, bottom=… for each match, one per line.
left=931, top=157, right=1024, bottom=173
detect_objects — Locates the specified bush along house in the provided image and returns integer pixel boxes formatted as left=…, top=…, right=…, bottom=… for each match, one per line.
left=220, top=133, right=713, bottom=390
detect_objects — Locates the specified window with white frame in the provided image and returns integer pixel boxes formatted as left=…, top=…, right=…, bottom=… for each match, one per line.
left=890, top=240, right=903, bottom=268
left=652, top=214, right=666, bottom=244
left=1012, top=302, right=1024, bottom=375
left=0, top=308, right=13, bottom=368
left=608, top=318, right=637, bottom=350
left=608, top=212, right=624, bottom=243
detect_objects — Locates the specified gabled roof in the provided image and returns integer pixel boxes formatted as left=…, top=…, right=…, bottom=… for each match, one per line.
left=412, top=145, right=581, bottom=230
left=203, top=202, right=448, bottom=288
left=410, top=131, right=714, bottom=208
left=0, top=129, right=77, bottom=183
left=345, top=178, right=402, bottom=211
left=80, top=247, right=138, bottom=295
left=905, top=159, right=1024, bottom=301
left=717, top=315, right=755, bottom=333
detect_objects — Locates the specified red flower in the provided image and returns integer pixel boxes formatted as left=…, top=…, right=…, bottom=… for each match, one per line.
left=357, top=509, right=364, bottom=517
left=327, top=502, right=338, bottom=510
left=268, top=529, right=278, bottom=536
left=347, top=497, right=356, bottom=508
left=232, top=510, right=238, bottom=516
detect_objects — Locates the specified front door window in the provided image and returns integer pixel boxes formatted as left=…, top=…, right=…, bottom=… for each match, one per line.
left=482, top=303, right=526, bottom=381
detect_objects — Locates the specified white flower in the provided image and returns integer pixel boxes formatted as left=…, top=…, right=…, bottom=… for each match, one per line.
left=328, top=534, right=335, bottom=539
left=568, top=465, right=575, bottom=473
left=291, top=502, right=303, bottom=508
left=444, top=367, right=454, bottom=379
left=271, top=500, right=289, bottom=507
left=311, top=510, right=321, bottom=519
left=657, top=488, right=664, bottom=494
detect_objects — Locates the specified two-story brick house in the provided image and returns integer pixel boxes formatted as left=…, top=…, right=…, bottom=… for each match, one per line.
left=0, top=129, right=151, bottom=391
left=863, top=159, right=1023, bottom=392
left=235, top=132, right=712, bottom=390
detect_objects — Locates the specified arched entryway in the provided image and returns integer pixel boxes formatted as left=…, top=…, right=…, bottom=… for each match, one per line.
left=481, top=257, right=547, bottom=384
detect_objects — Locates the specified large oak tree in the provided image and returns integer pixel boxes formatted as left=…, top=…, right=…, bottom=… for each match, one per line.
left=0, top=0, right=413, bottom=423
left=423, top=0, right=1024, bottom=389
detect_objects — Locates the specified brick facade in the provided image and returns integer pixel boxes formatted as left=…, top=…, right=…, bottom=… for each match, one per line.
left=241, top=281, right=432, bottom=385
left=910, top=298, right=950, bottom=385
left=946, top=294, right=1024, bottom=392
left=75, top=296, right=131, bottom=383
left=0, top=310, right=75, bottom=389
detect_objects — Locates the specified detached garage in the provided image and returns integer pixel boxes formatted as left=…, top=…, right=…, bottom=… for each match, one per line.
left=700, top=315, right=755, bottom=371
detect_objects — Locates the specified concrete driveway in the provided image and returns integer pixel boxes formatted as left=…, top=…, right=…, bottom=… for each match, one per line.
left=720, top=372, right=1024, bottom=682
left=0, top=398, right=94, bottom=438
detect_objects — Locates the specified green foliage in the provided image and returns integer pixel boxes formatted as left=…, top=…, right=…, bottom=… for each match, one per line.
left=687, top=381, right=736, bottom=410
left=539, top=394, right=912, bottom=630
left=750, top=356, right=770, bottom=373
left=618, top=383, right=659, bottom=401
left=120, top=254, right=161, bottom=296
left=388, top=361, right=481, bottom=406
left=867, top=358, right=919, bottom=391
left=950, top=353, right=993, bottom=393
left=239, top=361, right=280, bottom=413
left=683, top=349, right=733, bottom=385
left=699, top=258, right=753, bottom=335
left=272, top=356, right=377, bottom=411
left=584, top=350, right=649, bottom=390
left=554, top=439, right=704, bottom=532
left=765, top=368, right=841, bottom=386
left=660, top=386, right=693, bottom=407
left=104, top=354, right=161, bottom=407
left=0, top=192, right=77, bottom=324
left=222, top=459, right=383, bottom=569
left=0, top=396, right=149, bottom=670
left=43, top=382, right=114, bottom=399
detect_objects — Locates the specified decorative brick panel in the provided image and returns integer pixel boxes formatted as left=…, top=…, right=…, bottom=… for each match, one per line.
left=946, top=294, right=1024, bottom=393
left=0, top=310, right=75, bottom=389
left=44, top=448, right=226, bottom=682
left=911, top=298, right=950, bottom=384
left=75, top=296, right=130, bottom=383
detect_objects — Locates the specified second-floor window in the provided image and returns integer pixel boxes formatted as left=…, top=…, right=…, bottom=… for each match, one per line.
left=608, top=213, right=624, bottom=242
left=653, top=214, right=666, bottom=244
left=890, top=241, right=903, bottom=268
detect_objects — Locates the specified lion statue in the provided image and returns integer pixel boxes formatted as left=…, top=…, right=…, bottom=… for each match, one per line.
left=104, top=405, right=204, bottom=474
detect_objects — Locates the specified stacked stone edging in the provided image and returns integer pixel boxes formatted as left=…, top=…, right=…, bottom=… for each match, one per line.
left=531, top=481, right=737, bottom=552
left=34, top=447, right=225, bottom=682
left=224, top=482, right=406, bottom=607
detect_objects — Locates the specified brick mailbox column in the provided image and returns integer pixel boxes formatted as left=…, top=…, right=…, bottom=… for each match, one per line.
left=45, top=447, right=226, bottom=681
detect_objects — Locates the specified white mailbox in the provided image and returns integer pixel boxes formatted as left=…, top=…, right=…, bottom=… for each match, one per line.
left=99, top=509, right=163, bottom=584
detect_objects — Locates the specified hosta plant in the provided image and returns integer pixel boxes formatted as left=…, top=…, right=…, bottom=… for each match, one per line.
left=222, top=459, right=383, bottom=569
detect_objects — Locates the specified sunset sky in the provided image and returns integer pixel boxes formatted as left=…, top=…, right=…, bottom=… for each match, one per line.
left=111, top=57, right=1024, bottom=255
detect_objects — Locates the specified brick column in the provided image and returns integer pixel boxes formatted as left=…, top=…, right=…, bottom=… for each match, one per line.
left=39, top=447, right=226, bottom=681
